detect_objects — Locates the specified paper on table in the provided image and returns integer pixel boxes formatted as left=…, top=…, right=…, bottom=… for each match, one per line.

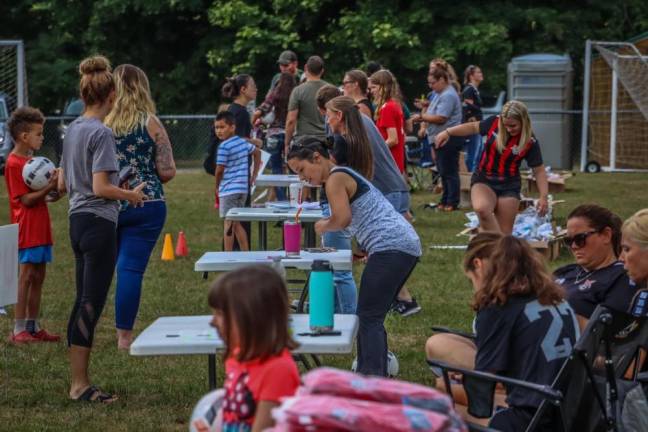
left=251, top=149, right=271, bottom=195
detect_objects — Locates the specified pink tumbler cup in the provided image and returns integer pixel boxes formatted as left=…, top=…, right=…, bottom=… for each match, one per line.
left=284, top=221, right=301, bottom=256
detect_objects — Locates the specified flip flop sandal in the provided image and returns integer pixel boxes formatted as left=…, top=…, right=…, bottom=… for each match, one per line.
left=74, top=385, right=117, bottom=404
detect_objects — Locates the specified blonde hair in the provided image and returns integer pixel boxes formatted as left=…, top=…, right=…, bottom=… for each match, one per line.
left=78, top=55, right=114, bottom=107
left=496, top=100, right=533, bottom=153
left=105, top=64, right=156, bottom=136
left=369, top=69, right=399, bottom=122
left=622, top=209, right=648, bottom=249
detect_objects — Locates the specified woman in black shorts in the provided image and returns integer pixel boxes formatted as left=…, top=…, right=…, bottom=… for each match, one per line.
left=435, top=100, right=548, bottom=233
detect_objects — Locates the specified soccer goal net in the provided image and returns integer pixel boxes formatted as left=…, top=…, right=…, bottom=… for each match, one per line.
left=580, top=40, right=648, bottom=172
left=0, top=40, right=28, bottom=118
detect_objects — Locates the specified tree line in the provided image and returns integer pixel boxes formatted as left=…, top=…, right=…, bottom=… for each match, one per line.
left=2, top=0, right=647, bottom=114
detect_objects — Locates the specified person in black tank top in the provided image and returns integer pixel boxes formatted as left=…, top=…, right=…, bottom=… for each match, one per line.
left=426, top=233, right=579, bottom=431
left=434, top=100, right=549, bottom=234
left=342, top=69, right=374, bottom=119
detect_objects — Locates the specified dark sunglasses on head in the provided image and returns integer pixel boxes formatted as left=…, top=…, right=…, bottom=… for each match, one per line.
left=562, top=230, right=600, bottom=248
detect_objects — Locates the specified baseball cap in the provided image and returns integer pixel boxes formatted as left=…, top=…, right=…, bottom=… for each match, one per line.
left=277, top=50, right=298, bottom=65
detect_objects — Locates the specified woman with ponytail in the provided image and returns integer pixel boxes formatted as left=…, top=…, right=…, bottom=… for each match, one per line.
left=425, top=233, right=579, bottom=430
left=287, top=140, right=421, bottom=376
left=58, top=55, right=145, bottom=403
left=220, top=74, right=262, bottom=148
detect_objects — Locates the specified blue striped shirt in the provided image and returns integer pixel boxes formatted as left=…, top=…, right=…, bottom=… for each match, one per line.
left=216, top=136, right=256, bottom=196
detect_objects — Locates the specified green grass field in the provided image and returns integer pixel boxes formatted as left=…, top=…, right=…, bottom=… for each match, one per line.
left=1, top=170, right=647, bottom=431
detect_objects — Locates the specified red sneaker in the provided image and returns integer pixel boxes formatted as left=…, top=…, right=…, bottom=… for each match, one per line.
left=9, top=331, right=39, bottom=344
left=31, top=329, right=61, bottom=342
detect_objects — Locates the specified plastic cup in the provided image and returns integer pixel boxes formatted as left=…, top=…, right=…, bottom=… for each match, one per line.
left=289, top=183, right=302, bottom=208
left=284, top=221, right=301, bottom=256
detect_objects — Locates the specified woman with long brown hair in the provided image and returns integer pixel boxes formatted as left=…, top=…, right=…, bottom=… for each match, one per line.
left=426, top=233, right=579, bottom=430
left=369, top=70, right=406, bottom=174
left=253, top=72, right=296, bottom=201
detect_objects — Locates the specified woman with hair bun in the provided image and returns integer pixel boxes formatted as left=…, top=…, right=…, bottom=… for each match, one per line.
left=105, top=64, right=176, bottom=349
left=58, top=55, right=145, bottom=403
left=221, top=74, right=262, bottom=148
left=554, top=204, right=636, bottom=329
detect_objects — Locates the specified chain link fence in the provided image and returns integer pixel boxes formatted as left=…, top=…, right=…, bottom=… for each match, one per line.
left=28, top=112, right=583, bottom=171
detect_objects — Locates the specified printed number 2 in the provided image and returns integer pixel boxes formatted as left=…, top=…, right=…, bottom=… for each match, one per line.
left=524, top=301, right=579, bottom=362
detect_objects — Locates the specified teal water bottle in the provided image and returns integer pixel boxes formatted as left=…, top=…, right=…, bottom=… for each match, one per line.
left=309, top=260, right=334, bottom=332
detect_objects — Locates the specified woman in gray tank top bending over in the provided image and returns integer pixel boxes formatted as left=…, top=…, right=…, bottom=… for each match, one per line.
left=287, top=138, right=421, bottom=376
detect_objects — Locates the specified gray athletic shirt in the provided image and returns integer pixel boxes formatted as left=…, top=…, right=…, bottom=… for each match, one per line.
left=61, top=117, right=120, bottom=223
left=361, top=114, right=409, bottom=194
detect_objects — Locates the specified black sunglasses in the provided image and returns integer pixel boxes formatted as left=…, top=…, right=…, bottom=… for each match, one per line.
left=562, top=230, right=600, bottom=248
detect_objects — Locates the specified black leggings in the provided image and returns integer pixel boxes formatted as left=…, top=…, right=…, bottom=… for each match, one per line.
left=67, top=213, right=117, bottom=348
left=356, top=251, right=418, bottom=376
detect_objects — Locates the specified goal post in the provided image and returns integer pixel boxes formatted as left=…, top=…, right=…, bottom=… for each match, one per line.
left=0, top=40, right=28, bottom=116
left=580, top=40, right=648, bottom=172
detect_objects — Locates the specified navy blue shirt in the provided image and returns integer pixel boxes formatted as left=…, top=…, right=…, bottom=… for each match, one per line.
left=475, top=295, right=579, bottom=409
left=554, top=261, right=637, bottom=319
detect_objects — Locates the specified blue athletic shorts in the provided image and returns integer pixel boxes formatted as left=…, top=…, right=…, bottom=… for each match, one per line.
left=18, top=245, right=52, bottom=264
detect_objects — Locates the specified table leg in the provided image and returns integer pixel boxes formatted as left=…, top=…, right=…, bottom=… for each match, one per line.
left=297, top=272, right=311, bottom=313
left=259, top=221, right=267, bottom=250
left=202, top=272, right=208, bottom=280
left=208, top=354, right=217, bottom=390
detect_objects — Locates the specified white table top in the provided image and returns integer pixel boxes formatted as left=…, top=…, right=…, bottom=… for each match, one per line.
left=255, top=174, right=301, bottom=187
left=226, top=207, right=323, bottom=222
left=194, top=250, right=352, bottom=272
left=130, top=314, right=358, bottom=356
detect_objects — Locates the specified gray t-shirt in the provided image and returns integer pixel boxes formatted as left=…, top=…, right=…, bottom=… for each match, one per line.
left=426, top=86, right=462, bottom=139
left=288, top=79, right=328, bottom=138
left=361, top=114, right=409, bottom=194
left=61, top=117, right=120, bottom=223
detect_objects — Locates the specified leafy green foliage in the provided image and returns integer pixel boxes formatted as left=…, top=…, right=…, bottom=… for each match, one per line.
left=0, top=0, right=646, bottom=113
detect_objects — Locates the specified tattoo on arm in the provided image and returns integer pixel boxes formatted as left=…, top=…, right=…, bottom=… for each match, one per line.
left=150, top=117, right=176, bottom=180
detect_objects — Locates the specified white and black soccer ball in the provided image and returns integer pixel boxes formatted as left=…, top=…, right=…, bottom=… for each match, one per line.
left=22, top=156, right=55, bottom=191
left=351, top=351, right=400, bottom=377
left=189, top=389, right=224, bottom=432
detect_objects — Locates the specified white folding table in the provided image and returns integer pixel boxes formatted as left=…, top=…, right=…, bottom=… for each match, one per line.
left=130, top=314, right=358, bottom=389
left=195, top=250, right=351, bottom=312
left=254, top=174, right=301, bottom=187
left=226, top=207, right=324, bottom=249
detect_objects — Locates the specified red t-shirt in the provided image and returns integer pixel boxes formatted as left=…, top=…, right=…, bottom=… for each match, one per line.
left=222, top=348, right=299, bottom=430
left=376, top=99, right=406, bottom=173
left=4, top=153, right=53, bottom=249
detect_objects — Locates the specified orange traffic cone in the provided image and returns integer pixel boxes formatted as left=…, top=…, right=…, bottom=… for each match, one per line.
left=175, top=231, right=189, bottom=257
left=161, top=233, right=175, bottom=261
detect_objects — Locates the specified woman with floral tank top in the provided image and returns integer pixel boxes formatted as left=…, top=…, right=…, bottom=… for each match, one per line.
left=105, top=64, right=176, bottom=350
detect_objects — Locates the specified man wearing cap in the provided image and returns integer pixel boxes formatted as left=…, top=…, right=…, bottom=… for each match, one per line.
left=284, top=55, right=328, bottom=153
left=269, top=50, right=302, bottom=92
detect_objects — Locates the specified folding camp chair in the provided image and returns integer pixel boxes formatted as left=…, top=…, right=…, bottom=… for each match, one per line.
left=405, top=136, right=439, bottom=192
left=427, top=306, right=648, bottom=432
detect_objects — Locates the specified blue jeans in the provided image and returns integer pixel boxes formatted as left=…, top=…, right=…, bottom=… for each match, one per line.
left=464, top=134, right=482, bottom=172
left=115, top=201, right=166, bottom=330
left=436, top=136, right=463, bottom=207
left=266, top=133, right=286, bottom=201
left=321, top=203, right=357, bottom=314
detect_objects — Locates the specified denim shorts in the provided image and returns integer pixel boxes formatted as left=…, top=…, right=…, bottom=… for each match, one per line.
left=384, top=191, right=411, bottom=214
left=219, top=193, right=248, bottom=218
left=18, top=245, right=52, bottom=264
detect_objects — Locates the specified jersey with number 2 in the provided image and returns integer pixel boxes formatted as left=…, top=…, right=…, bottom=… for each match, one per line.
left=475, top=295, right=580, bottom=409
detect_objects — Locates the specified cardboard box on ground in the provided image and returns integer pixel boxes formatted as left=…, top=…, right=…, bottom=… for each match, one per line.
left=524, top=170, right=573, bottom=194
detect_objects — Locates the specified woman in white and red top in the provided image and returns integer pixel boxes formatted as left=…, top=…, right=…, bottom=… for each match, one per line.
left=369, top=70, right=406, bottom=173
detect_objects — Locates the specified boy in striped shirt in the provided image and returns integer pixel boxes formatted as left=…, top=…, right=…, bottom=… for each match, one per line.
left=214, top=111, right=261, bottom=251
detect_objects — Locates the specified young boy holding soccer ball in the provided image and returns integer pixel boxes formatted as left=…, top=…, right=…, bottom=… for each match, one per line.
left=4, top=107, right=61, bottom=343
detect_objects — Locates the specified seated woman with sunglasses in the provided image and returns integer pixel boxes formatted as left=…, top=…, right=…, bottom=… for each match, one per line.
left=554, top=204, right=637, bottom=330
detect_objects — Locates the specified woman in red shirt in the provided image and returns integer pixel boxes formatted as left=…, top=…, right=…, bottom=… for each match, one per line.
left=369, top=70, right=406, bottom=173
